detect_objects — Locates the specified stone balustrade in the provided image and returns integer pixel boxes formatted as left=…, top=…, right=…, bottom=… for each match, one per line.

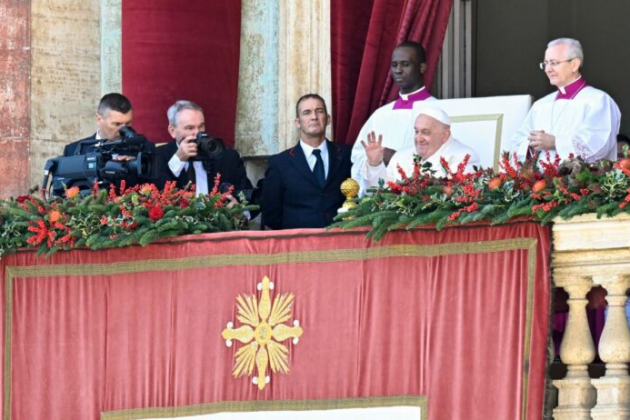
left=552, top=214, right=630, bottom=420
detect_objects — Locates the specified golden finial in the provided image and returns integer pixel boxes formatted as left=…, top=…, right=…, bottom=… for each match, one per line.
left=340, top=178, right=360, bottom=209
left=337, top=178, right=360, bottom=220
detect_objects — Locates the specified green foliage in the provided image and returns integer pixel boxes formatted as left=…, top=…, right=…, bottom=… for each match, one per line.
left=333, top=154, right=630, bottom=240
left=0, top=181, right=256, bottom=257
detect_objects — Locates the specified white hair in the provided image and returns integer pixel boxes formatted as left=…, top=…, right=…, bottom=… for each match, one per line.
left=167, top=100, right=203, bottom=126
left=548, top=38, right=584, bottom=66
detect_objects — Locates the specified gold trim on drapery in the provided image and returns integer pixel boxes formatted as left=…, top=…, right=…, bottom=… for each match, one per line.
left=3, top=237, right=537, bottom=420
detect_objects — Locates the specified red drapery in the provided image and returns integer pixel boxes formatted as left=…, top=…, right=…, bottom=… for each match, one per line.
left=121, top=0, right=242, bottom=147
left=0, top=224, right=550, bottom=420
left=331, top=0, right=453, bottom=145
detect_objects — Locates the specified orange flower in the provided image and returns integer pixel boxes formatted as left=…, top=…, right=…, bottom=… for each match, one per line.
left=488, top=177, right=502, bottom=191
left=532, top=180, right=547, bottom=193
left=49, top=209, right=61, bottom=223
left=65, top=186, right=81, bottom=199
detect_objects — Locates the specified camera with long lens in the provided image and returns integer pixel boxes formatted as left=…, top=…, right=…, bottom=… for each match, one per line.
left=42, top=126, right=156, bottom=198
left=190, top=132, right=225, bottom=161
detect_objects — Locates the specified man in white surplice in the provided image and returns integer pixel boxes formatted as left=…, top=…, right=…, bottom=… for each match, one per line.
left=512, top=38, right=621, bottom=162
left=358, top=108, right=480, bottom=188
left=351, top=41, right=437, bottom=193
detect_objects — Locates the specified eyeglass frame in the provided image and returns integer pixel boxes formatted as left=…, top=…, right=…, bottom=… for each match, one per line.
left=539, top=58, right=577, bottom=70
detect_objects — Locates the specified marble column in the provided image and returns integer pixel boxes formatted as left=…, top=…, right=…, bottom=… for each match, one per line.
left=277, top=0, right=332, bottom=151
left=101, top=0, right=122, bottom=94
left=30, top=0, right=102, bottom=187
left=235, top=0, right=332, bottom=183
left=0, top=0, right=31, bottom=198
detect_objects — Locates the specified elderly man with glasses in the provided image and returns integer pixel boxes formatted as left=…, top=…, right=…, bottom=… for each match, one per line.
left=512, top=38, right=621, bottom=162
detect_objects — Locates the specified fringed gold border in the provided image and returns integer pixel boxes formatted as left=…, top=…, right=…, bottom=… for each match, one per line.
left=100, top=395, right=427, bottom=420
left=3, top=237, right=537, bottom=420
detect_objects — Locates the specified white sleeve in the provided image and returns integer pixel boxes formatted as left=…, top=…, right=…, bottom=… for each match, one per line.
left=555, top=94, right=621, bottom=162
left=351, top=114, right=376, bottom=196
left=510, top=109, right=535, bottom=161
left=168, top=153, right=186, bottom=177
left=386, top=151, right=405, bottom=182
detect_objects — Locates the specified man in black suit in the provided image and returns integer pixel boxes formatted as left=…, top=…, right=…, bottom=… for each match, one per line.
left=262, top=94, right=351, bottom=229
left=154, top=100, right=252, bottom=198
left=62, top=93, right=155, bottom=190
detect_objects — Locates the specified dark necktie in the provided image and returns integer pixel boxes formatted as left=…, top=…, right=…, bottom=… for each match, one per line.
left=312, top=149, right=326, bottom=188
left=187, top=162, right=196, bottom=185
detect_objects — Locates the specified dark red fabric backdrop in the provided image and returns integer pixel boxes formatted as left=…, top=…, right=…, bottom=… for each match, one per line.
left=122, top=0, right=242, bottom=146
left=0, top=224, right=551, bottom=420
left=331, top=0, right=453, bottom=145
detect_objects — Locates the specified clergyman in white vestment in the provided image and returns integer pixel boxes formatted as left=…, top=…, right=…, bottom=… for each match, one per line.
left=358, top=108, right=480, bottom=188
left=511, top=37, right=621, bottom=162
left=351, top=41, right=437, bottom=194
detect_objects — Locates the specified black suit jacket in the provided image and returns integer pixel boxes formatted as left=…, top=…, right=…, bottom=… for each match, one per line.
left=61, top=133, right=156, bottom=190
left=154, top=141, right=253, bottom=193
left=262, top=140, right=352, bottom=230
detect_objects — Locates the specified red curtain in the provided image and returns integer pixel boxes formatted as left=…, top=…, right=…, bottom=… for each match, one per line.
left=121, top=0, right=242, bottom=147
left=0, top=224, right=550, bottom=419
left=331, top=0, right=453, bottom=145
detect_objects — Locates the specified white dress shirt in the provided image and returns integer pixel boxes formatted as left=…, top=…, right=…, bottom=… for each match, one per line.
left=300, top=139, right=330, bottom=179
left=168, top=144, right=209, bottom=196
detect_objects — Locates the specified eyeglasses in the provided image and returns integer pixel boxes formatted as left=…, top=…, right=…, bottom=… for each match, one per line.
left=539, top=58, right=576, bottom=70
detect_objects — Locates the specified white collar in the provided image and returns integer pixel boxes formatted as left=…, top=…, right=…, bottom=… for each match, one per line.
left=399, top=86, right=426, bottom=101
left=558, top=76, right=582, bottom=95
left=300, top=139, right=328, bottom=156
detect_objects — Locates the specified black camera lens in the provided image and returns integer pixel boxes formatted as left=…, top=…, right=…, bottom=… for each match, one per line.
left=118, top=126, right=137, bottom=140
left=195, top=132, right=225, bottom=159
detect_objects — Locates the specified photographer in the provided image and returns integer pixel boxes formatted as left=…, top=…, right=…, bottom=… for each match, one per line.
left=155, top=100, right=253, bottom=200
left=62, top=93, right=156, bottom=191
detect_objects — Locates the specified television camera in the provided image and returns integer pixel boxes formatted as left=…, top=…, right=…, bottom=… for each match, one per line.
left=42, top=126, right=156, bottom=198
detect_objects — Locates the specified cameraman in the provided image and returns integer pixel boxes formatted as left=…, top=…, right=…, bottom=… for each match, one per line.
left=155, top=100, right=253, bottom=199
left=63, top=93, right=156, bottom=189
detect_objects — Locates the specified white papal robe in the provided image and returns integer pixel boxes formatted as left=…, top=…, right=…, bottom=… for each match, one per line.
left=511, top=78, right=621, bottom=162
left=360, top=136, right=481, bottom=189
left=351, top=87, right=436, bottom=193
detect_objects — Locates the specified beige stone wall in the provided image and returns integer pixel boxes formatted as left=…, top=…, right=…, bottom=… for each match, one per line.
left=29, top=0, right=102, bottom=190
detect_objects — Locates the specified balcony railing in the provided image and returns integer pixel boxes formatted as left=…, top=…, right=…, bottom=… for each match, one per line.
left=552, top=214, right=630, bottom=420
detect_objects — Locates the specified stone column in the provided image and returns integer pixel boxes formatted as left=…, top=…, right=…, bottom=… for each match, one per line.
left=590, top=274, right=630, bottom=420
left=235, top=0, right=332, bottom=183
left=278, top=0, right=332, bottom=151
left=30, top=0, right=102, bottom=187
left=0, top=0, right=31, bottom=198
left=553, top=277, right=597, bottom=420
left=101, top=0, right=122, bottom=94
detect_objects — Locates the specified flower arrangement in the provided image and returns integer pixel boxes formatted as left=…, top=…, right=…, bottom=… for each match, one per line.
left=332, top=151, right=630, bottom=241
left=0, top=176, right=257, bottom=257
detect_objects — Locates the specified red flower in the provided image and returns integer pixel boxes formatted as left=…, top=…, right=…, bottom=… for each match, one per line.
left=149, top=206, right=164, bottom=221
left=15, top=195, right=30, bottom=203
left=179, top=198, right=190, bottom=209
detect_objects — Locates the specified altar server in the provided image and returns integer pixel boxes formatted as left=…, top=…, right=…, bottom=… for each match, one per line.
left=512, top=38, right=621, bottom=162
left=351, top=41, right=437, bottom=193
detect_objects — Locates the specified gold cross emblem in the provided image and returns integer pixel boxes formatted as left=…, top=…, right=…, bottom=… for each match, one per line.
left=222, top=276, right=303, bottom=390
